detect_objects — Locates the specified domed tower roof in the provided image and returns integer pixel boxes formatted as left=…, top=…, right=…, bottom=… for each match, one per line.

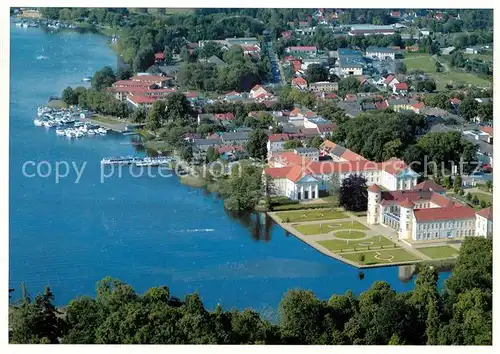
left=367, top=184, right=381, bottom=193
left=400, top=198, right=415, bottom=209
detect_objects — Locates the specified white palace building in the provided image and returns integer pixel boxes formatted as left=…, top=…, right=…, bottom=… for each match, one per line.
left=367, top=181, right=493, bottom=242
left=264, top=139, right=493, bottom=241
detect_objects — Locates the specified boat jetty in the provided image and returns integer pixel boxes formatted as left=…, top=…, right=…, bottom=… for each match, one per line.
left=101, top=156, right=174, bottom=167
left=34, top=106, right=109, bottom=139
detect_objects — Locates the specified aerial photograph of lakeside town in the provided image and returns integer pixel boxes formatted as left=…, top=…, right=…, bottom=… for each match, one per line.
left=8, top=7, right=493, bottom=345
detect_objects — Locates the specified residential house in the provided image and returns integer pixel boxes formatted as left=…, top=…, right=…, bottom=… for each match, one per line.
left=480, top=126, right=493, bottom=144
left=291, top=77, right=308, bottom=90
left=154, top=52, right=165, bottom=63
left=384, top=74, right=399, bottom=88
left=475, top=207, right=493, bottom=237
left=393, top=82, right=409, bottom=95
left=249, top=85, right=269, bottom=99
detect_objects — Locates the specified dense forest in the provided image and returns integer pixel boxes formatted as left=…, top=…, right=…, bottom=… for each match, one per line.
left=9, top=237, right=492, bottom=344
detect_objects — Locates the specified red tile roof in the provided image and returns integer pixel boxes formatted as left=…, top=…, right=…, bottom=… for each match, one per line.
left=476, top=206, right=493, bottom=220
left=264, top=166, right=293, bottom=179
left=317, top=124, right=335, bottom=133
left=481, top=126, right=493, bottom=136
left=384, top=75, right=395, bottom=85
left=251, top=84, right=263, bottom=92
left=292, top=77, right=308, bottom=86
left=154, top=52, right=165, bottom=60
left=113, top=80, right=155, bottom=88
left=412, top=101, right=425, bottom=110
left=217, top=145, right=244, bottom=154
left=450, top=98, right=461, bottom=105
left=375, top=101, right=389, bottom=110
left=380, top=190, right=450, bottom=207
left=127, top=95, right=157, bottom=104
left=268, top=134, right=290, bottom=142
left=379, top=158, right=408, bottom=176
left=394, top=82, right=408, bottom=91
left=214, top=113, right=235, bottom=120
left=288, top=46, right=317, bottom=51
left=414, top=206, right=476, bottom=222
left=412, top=180, right=446, bottom=193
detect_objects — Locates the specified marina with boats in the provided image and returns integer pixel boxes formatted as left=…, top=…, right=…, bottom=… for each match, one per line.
left=34, top=106, right=109, bottom=139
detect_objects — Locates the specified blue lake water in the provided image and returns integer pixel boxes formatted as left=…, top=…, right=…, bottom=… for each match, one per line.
left=9, top=23, right=449, bottom=318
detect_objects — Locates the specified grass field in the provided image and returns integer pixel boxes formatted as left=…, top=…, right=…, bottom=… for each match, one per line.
left=276, top=209, right=347, bottom=223
left=469, top=191, right=493, bottom=204
left=293, top=220, right=368, bottom=235
left=341, top=249, right=421, bottom=265
left=317, top=235, right=396, bottom=253
left=335, top=230, right=366, bottom=239
left=417, top=245, right=459, bottom=259
left=402, top=53, right=491, bottom=90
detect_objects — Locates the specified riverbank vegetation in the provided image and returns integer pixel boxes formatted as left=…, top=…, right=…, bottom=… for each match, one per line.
left=9, top=236, right=491, bottom=344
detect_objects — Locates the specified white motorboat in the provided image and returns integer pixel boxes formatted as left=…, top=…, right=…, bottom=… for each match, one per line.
left=33, top=118, right=44, bottom=126
left=87, top=129, right=96, bottom=135
left=43, top=120, right=56, bottom=128
left=56, top=128, right=65, bottom=136
left=98, top=127, right=108, bottom=135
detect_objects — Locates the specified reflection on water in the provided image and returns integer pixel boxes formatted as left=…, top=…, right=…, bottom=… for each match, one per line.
left=225, top=211, right=275, bottom=242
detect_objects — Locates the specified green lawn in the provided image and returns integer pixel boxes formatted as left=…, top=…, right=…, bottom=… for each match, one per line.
left=91, top=114, right=130, bottom=125
left=276, top=209, right=347, bottom=223
left=342, top=248, right=421, bottom=265
left=403, top=53, right=437, bottom=72
left=317, top=235, right=396, bottom=253
left=293, top=220, right=368, bottom=235
left=350, top=211, right=367, bottom=217
left=417, top=245, right=459, bottom=259
left=464, top=50, right=493, bottom=62
left=402, top=53, right=491, bottom=90
left=335, top=230, right=366, bottom=239
left=469, top=192, right=493, bottom=204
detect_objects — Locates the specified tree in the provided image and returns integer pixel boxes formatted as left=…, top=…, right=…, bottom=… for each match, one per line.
left=246, top=128, right=268, bottom=160
left=338, top=174, right=368, bottom=212
left=283, top=140, right=303, bottom=150
left=132, top=108, right=147, bottom=123
left=133, top=47, right=155, bottom=73
left=62, top=87, right=78, bottom=105
left=477, top=101, right=493, bottom=122
left=458, top=97, right=479, bottom=121
left=91, top=66, right=116, bottom=91
left=278, top=290, right=325, bottom=344
left=471, top=194, right=479, bottom=205
left=165, top=92, right=191, bottom=120
left=116, top=67, right=133, bottom=80
left=358, top=254, right=365, bottom=263
left=180, top=145, right=193, bottom=163
left=443, top=176, right=452, bottom=189
left=485, top=180, right=492, bottom=192
left=307, top=136, right=324, bottom=149
left=145, top=100, right=166, bottom=131
left=338, top=76, right=361, bottom=96
left=453, top=174, right=463, bottom=191
left=206, top=146, right=219, bottom=162
left=306, top=64, right=328, bottom=83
